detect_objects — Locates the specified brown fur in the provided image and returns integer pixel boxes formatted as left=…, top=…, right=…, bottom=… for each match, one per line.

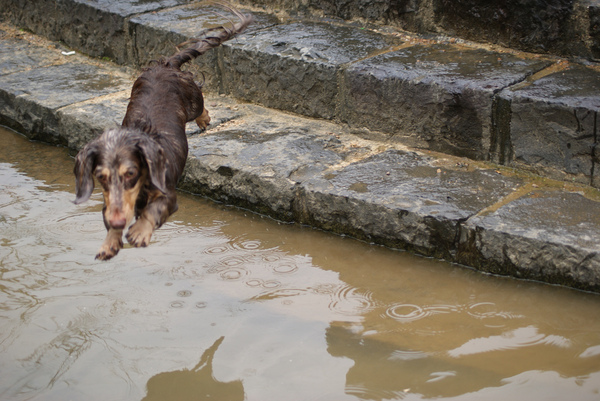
left=74, top=5, right=253, bottom=260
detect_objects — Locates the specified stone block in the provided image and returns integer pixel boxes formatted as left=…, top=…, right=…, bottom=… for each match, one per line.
left=433, top=0, right=586, bottom=57
left=497, top=65, right=600, bottom=186
left=220, top=21, right=400, bottom=119
left=458, top=190, right=600, bottom=292
left=57, top=91, right=131, bottom=150
left=0, top=0, right=146, bottom=64
left=297, top=149, right=522, bottom=259
left=340, top=44, right=550, bottom=159
left=0, top=34, right=64, bottom=75
left=0, top=62, right=130, bottom=144
left=128, top=5, right=278, bottom=92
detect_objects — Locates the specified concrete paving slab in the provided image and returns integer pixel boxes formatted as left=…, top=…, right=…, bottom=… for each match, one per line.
left=459, top=190, right=600, bottom=292
left=497, top=65, right=600, bottom=186
left=220, top=21, right=402, bottom=119
left=340, top=44, right=552, bottom=160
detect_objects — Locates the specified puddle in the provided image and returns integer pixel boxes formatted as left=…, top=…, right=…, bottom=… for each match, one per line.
left=1, top=126, right=600, bottom=400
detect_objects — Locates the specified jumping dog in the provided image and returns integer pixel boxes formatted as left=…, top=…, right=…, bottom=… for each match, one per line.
left=74, top=4, right=252, bottom=260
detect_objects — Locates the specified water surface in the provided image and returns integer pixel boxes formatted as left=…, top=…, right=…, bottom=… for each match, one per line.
left=1, top=126, right=599, bottom=400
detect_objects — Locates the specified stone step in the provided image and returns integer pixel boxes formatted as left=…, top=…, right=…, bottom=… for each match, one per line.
left=2, top=1, right=600, bottom=187
left=1, top=24, right=600, bottom=292
left=238, top=0, right=600, bottom=61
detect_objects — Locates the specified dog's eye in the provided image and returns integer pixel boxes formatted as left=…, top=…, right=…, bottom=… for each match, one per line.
left=96, top=173, right=107, bottom=183
left=124, top=170, right=137, bottom=180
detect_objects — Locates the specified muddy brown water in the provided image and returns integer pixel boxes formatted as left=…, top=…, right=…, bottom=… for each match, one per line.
left=1, top=125, right=600, bottom=401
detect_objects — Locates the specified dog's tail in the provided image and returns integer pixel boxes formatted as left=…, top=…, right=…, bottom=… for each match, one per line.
left=166, top=2, right=253, bottom=70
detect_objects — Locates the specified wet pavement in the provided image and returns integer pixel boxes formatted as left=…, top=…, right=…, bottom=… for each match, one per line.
left=1, top=2, right=600, bottom=292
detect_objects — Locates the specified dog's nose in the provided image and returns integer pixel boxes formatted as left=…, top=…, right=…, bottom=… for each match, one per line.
left=109, top=216, right=127, bottom=230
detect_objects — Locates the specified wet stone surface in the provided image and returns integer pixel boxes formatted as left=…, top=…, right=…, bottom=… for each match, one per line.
left=0, top=34, right=64, bottom=75
left=0, top=61, right=130, bottom=144
left=182, top=105, right=349, bottom=219
left=1, top=0, right=133, bottom=63
left=434, top=0, right=583, bottom=57
left=130, top=4, right=277, bottom=39
left=298, top=149, right=523, bottom=258
left=340, top=44, right=552, bottom=160
left=57, top=92, right=131, bottom=150
left=220, top=21, right=401, bottom=119
left=498, top=65, right=600, bottom=185
left=0, top=63, right=130, bottom=108
left=460, top=191, right=600, bottom=291
left=74, top=0, right=190, bottom=17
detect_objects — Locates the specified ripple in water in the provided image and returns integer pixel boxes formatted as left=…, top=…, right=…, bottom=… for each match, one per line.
left=311, top=283, right=337, bottom=295
left=382, top=302, right=523, bottom=324
left=272, top=262, right=298, bottom=274
left=206, top=255, right=250, bottom=281
left=231, top=237, right=261, bottom=251
left=203, top=244, right=230, bottom=255
left=218, top=255, right=246, bottom=267
left=47, top=213, right=103, bottom=236
left=219, top=268, right=247, bottom=281
left=262, top=254, right=280, bottom=263
left=328, top=285, right=376, bottom=316
left=245, top=279, right=281, bottom=289
left=384, top=304, right=429, bottom=323
left=467, top=302, right=524, bottom=322
left=157, top=221, right=199, bottom=236
left=346, top=384, right=406, bottom=400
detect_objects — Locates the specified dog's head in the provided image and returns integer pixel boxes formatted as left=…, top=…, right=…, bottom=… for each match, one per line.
left=74, top=128, right=167, bottom=229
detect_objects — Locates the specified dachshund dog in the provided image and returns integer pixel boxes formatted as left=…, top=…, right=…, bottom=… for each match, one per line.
left=73, top=5, right=252, bottom=260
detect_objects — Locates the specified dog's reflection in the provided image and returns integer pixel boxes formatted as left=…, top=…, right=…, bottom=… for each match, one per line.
left=142, top=337, right=244, bottom=401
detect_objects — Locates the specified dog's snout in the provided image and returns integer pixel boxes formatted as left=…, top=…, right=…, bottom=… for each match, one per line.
left=109, top=214, right=127, bottom=230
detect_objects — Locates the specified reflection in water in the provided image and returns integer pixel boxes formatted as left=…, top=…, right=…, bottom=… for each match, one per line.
left=142, top=337, right=244, bottom=401
left=1, top=126, right=600, bottom=401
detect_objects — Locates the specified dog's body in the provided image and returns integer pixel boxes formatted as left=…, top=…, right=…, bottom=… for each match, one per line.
left=74, top=6, right=252, bottom=260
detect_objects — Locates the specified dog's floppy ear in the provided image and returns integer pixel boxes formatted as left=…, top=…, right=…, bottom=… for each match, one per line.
left=73, top=141, right=100, bottom=204
left=137, top=136, right=167, bottom=194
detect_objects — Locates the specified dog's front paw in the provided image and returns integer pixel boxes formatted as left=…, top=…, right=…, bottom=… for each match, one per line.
left=195, top=108, right=211, bottom=130
left=95, top=237, right=123, bottom=260
left=126, top=218, right=154, bottom=247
